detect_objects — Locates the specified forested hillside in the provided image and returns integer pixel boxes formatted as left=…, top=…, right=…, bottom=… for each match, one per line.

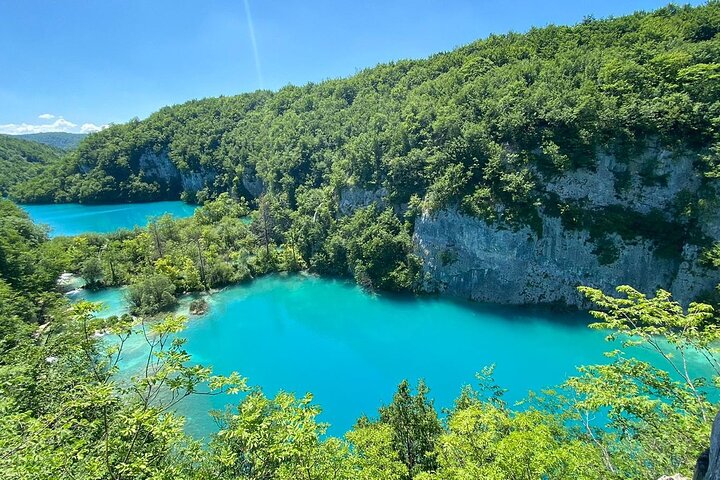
left=16, top=132, right=87, bottom=151
left=2, top=3, right=720, bottom=478
left=0, top=135, right=62, bottom=196
left=14, top=3, right=720, bottom=217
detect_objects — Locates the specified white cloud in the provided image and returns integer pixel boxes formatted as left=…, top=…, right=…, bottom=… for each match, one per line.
left=79, top=123, right=105, bottom=134
left=0, top=116, right=108, bottom=135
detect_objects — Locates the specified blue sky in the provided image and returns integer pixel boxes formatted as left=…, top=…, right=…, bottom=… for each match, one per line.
left=0, top=0, right=706, bottom=134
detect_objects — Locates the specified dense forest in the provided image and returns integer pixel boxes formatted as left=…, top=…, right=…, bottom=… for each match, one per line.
left=2, top=2, right=720, bottom=479
left=4, top=2, right=719, bottom=290
left=10, top=3, right=720, bottom=222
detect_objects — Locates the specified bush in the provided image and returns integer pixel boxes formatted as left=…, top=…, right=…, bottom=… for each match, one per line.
left=126, top=274, right=177, bottom=315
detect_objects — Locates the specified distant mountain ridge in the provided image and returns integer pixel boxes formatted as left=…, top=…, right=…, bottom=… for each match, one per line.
left=15, top=132, right=87, bottom=151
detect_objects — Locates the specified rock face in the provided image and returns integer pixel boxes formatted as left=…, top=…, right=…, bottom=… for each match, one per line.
left=413, top=209, right=719, bottom=307
left=138, top=150, right=216, bottom=195
left=339, top=187, right=388, bottom=215
left=241, top=171, right=264, bottom=198
left=544, top=145, right=700, bottom=216
left=409, top=145, right=720, bottom=307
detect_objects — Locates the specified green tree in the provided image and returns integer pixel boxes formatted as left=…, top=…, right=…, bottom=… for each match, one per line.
left=126, top=273, right=177, bottom=315
left=377, top=379, right=442, bottom=479
left=80, top=255, right=103, bottom=287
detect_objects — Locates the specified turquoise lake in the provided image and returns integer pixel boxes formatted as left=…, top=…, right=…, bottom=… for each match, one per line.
left=54, top=204, right=713, bottom=438
left=70, top=274, right=712, bottom=439
left=21, top=201, right=197, bottom=237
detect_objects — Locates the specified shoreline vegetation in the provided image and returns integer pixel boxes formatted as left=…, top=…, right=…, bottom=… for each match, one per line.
left=1, top=2, right=720, bottom=478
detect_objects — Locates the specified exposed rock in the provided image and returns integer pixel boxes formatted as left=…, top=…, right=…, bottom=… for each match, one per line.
left=698, top=411, right=720, bottom=480
left=413, top=209, right=720, bottom=308
left=181, top=169, right=216, bottom=192
left=659, top=475, right=688, bottom=480
left=138, top=150, right=179, bottom=181
left=544, top=143, right=700, bottom=216
left=339, top=186, right=388, bottom=215
left=670, top=245, right=720, bottom=304
left=241, top=171, right=265, bottom=198
left=138, top=149, right=216, bottom=194
left=695, top=449, right=710, bottom=480
left=409, top=142, right=720, bottom=308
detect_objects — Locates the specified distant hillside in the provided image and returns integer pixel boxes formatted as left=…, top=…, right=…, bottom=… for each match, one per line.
left=0, top=135, right=63, bottom=196
left=16, top=132, right=87, bottom=151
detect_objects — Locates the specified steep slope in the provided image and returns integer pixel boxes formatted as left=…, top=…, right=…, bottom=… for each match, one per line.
left=0, top=135, right=63, bottom=196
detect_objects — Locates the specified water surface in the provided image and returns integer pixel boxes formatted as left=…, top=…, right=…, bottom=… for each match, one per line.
left=79, top=274, right=704, bottom=438
left=21, top=201, right=197, bottom=237
left=70, top=285, right=129, bottom=318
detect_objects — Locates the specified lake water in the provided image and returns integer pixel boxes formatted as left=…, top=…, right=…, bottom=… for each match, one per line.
left=71, top=274, right=713, bottom=439
left=21, top=201, right=197, bottom=237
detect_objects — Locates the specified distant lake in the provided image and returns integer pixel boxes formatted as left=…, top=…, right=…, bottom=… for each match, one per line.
left=71, top=274, right=715, bottom=439
left=21, top=201, right=197, bottom=237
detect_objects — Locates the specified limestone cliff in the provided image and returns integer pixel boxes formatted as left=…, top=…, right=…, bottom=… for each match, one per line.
left=407, top=144, right=720, bottom=307
left=137, top=150, right=217, bottom=195
left=413, top=209, right=718, bottom=307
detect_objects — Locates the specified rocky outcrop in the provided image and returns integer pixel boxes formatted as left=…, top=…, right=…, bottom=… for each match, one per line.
left=411, top=144, right=720, bottom=308
left=544, top=145, right=700, bottom=216
left=241, top=171, right=264, bottom=198
left=138, top=150, right=216, bottom=194
left=695, top=411, right=720, bottom=480
left=694, top=412, right=720, bottom=480
left=339, top=186, right=388, bottom=215
left=189, top=298, right=209, bottom=316
left=181, top=170, right=217, bottom=192
left=413, top=209, right=719, bottom=307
